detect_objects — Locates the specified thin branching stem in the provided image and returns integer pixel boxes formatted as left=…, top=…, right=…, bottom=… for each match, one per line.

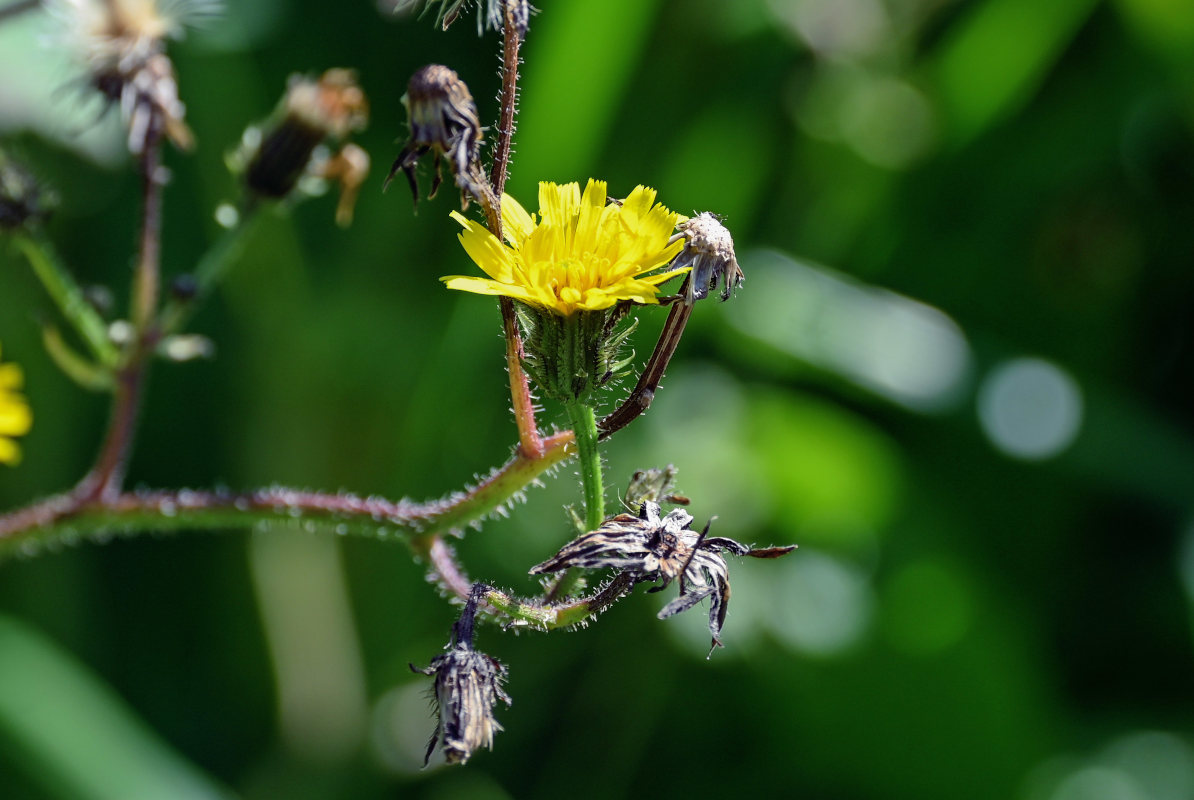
left=13, top=234, right=120, bottom=367
left=74, top=133, right=166, bottom=501
left=489, top=4, right=523, bottom=199
left=598, top=299, right=693, bottom=440
left=422, top=533, right=636, bottom=631
left=130, top=136, right=164, bottom=334
left=484, top=9, right=545, bottom=458
left=157, top=202, right=260, bottom=337
left=71, top=366, right=144, bottom=503
left=0, top=431, right=576, bottom=556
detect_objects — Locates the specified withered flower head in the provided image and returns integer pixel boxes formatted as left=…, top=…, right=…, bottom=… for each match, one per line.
left=671, top=212, right=743, bottom=304
left=239, top=69, right=369, bottom=226
left=531, top=501, right=795, bottom=656
left=411, top=584, right=511, bottom=766
left=389, top=0, right=528, bottom=35
left=385, top=64, right=487, bottom=210
left=50, top=0, right=217, bottom=154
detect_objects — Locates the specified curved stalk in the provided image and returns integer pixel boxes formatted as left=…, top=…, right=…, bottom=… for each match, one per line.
left=0, top=432, right=574, bottom=558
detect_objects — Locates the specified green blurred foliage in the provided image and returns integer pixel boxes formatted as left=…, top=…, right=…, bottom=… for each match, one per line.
left=3, top=0, right=1194, bottom=798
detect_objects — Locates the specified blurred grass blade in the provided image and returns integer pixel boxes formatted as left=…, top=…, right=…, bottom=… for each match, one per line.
left=516, top=0, right=663, bottom=184
left=930, top=0, right=1100, bottom=143
left=0, top=615, right=234, bottom=800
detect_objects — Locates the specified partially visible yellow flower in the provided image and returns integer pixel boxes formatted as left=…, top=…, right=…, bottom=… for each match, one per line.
left=0, top=344, right=32, bottom=466
left=442, top=179, right=689, bottom=315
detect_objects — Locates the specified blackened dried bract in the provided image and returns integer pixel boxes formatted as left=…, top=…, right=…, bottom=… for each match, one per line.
left=411, top=584, right=511, bottom=765
left=671, top=212, right=744, bottom=304
left=530, top=501, right=794, bottom=656
left=0, top=151, right=51, bottom=231
left=385, top=64, right=487, bottom=210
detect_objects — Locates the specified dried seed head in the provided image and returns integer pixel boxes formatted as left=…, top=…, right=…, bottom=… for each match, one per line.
left=238, top=69, right=370, bottom=223
left=411, top=584, right=511, bottom=766
left=672, top=212, right=744, bottom=304
left=532, top=499, right=795, bottom=656
left=49, top=0, right=217, bottom=153
left=413, top=644, right=510, bottom=765
left=385, top=64, right=488, bottom=210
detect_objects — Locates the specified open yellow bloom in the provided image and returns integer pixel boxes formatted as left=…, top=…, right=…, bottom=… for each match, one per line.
left=442, top=179, right=688, bottom=315
left=0, top=344, right=32, bottom=466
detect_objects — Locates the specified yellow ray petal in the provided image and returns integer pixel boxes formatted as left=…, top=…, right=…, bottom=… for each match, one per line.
left=0, top=436, right=20, bottom=465
left=451, top=212, right=516, bottom=283
left=500, top=193, right=535, bottom=246
left=0, top=363, right=23, bottom=391
left=0, top=399, right=32, bottom=435
left=440, top=275, right=536, bottom=305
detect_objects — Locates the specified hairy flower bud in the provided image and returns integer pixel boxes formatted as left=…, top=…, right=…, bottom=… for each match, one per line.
left=385, top=64, right=488, bottom=210
left=671, top=212, right=744, bottom=304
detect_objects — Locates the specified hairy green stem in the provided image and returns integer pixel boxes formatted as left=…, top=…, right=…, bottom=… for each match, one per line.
left=157, top=203, right=260, bottom=337
left=422, top=535, right=634, bottom=631
left=564, top=400, right=604, bottom=530
left=0, top=432, right=575, bottom=559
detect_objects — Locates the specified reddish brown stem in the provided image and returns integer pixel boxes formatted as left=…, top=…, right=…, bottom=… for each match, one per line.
left=598, top=300, right=693, bottom=440
left=489, top=5, right=523, bottom=199
left=74, top=133, right=164, bottom=502
left=0, top=431, right=576, bottom=543
left=131, top=137, right=163, bottom=331
left=72, top=367, right=144, bottom=503
left=485, top=13, right=543, bottom=458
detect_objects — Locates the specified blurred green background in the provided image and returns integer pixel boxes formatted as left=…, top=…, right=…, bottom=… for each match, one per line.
left=3, top=0, right=1194, bottom=797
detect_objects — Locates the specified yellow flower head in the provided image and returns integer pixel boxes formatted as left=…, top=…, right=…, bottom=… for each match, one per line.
left=442, top=179, right=689, bottom=316
left=0, top=344, right=32, bottom=466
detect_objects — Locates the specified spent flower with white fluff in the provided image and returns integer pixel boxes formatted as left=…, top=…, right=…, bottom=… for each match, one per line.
left=671, top=212, right=744, bottom=304
left=48, top=0, right=219, bottom=153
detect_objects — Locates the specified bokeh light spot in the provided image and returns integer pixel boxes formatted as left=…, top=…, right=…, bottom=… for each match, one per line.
left=766, top=549, right=872, bottom=657
left=978, top=358, right=1083, bottom=461
left=880, top=558, right=973, bottom=656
